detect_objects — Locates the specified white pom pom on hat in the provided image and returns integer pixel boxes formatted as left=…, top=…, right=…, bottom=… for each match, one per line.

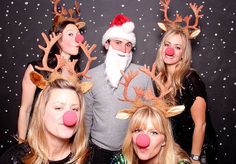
left=102, top=14, right=136, bottom=47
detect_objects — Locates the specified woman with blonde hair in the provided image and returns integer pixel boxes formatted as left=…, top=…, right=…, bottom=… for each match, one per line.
left=154, top=1, right=217, bottom=163
left=0, top=79, right=89, bottom=163
left=110, top=69, right=190, bottom=164
left=111, top=105, right=190, bottom=164
left=155, top=26, right=216, bottom=164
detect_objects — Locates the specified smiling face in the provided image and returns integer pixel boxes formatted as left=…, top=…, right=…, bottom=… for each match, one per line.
left=58, top=24, right=81, bottom=56
left=43, top=88, right=81, bottom=141
left=132, top=118, right=165, bottom=163
left=161, top=34, right=185, bottom=68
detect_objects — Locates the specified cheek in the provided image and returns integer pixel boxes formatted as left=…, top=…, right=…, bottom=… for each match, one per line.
left=44, top=112, right=56, bottom=131
left=76, top=111, right=81, bottom=124
left=152, top=135, right=165, bottom=148
left=126, top=46, right=132, bottom=53
left=148, top=136, right=164, bottom=157
left=132, top=133, right=137, bottom=143
left=110, top=43, right=120, bottom=51
left=175, top=49, right=183, bottom=57
left=60, top=38, right=71, bottom=49
left=161, top=47, right=166, bottom=53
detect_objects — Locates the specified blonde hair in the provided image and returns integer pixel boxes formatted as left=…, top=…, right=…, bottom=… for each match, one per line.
left=155, top=29, right=192, bottom=104
left=25, top=79, right=88, bottom=164
left=122, top=106, right=190, bottom=164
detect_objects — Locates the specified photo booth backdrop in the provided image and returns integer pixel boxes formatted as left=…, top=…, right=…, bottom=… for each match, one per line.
left=0, top=0, right=235, bottom=163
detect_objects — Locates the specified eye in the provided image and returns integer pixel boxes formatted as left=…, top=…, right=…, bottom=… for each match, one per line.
left=55, top=106, right=63, bottom=110
left=150, top=131, right=159, bottom=135
left=114, top=40, right=122, bottom=45
left=72, top=107, right=80, bottom=112
left=164, top=43, right=169, bottom=47
left=133, top=129, right=142, bottom=133
left=68, top=33, right=74, bottom=36
left=126, top=43, right=132, bottom=48
left=175, top=46, right=181, bottom=50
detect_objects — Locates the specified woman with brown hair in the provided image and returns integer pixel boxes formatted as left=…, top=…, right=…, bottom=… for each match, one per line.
left=17, top=0, right=96, bottom=141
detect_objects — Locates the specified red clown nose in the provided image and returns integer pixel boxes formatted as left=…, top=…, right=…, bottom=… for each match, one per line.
left=63, top=111, right=78, bottom=127
left=165, top=47, right=174, bottom=56
left=75, top=34, right=84, bottom=43
left=136, top=134, right=150, bottom=148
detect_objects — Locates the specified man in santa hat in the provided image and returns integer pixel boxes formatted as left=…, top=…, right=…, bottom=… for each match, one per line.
left=84, top=14, right=153, bottom=164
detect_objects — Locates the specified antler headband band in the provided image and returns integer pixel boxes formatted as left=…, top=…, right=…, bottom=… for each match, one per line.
left=52, top=0, right=86, bottom=30
left=116, top=64, right=185, bottom=120
left=158, top=0, right=204, bottom=39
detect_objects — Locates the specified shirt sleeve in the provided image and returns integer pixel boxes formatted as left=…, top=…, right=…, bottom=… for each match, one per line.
left=187, top=71, right=207, bottom=101
left=83, top=84, right=94, bottom=138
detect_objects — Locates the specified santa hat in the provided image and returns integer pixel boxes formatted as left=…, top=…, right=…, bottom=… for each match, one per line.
left=102, top=14, right=136, bottom=47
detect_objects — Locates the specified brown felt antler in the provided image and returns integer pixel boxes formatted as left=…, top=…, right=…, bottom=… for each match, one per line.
left=158, top=0, right=203, bottom=39
left=51, top=0, right=85, bottom=29
left=76, top=41, right=97, bottom=78
left=35, top=32, right=65, bottom=73
left=116, top=66, right=185, bottom=120
left=30, top=32, right=97, bottom=92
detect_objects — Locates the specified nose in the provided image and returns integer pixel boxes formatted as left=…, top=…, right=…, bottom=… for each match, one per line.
left=120, top=45, right=127, bottom=53
left=75, top=33, right=84, bottom=43
left=63, top=111, right=78, bottom=127
left=165, top=46, right=175, bottom=56
left=136, top=134, right=150, bottom=148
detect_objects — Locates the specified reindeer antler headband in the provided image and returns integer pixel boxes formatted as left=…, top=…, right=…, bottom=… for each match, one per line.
left=30, top=32, right=97, bottom=93
left=116, top=64, right=185, bottom=120
left=157, top=0, right=204, bottom=39
left=52, top=0, right=86, bottom=30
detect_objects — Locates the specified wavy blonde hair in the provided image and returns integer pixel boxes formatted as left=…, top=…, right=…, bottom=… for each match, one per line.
left=155, top=29, right=192, bottom=104
left=24, top=79, right=88, bottom=164
left=122, top=106, right=190, bottom=164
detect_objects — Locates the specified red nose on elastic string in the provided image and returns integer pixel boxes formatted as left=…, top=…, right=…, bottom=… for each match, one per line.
left=75, top=34, right=84, bottom=43
left=63, top=111, right=78, bottom=127
left=136, top=134, right=150, bottom=148
left=165, top=47, right=175, bottom=56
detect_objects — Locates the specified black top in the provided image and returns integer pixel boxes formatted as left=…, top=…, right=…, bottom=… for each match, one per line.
left=0, top=143, right=72, bottom=164
left=170, top=70, right=216, bottom=160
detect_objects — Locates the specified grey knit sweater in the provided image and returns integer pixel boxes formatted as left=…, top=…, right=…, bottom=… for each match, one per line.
left=84, top=63, right=153, bottom=151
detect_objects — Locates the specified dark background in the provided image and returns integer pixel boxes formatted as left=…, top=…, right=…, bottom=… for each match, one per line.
left=0, top=0, right=235, bottom=163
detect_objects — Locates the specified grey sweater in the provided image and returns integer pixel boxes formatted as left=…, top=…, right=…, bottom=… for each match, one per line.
left=84, top=63, right=153, bottom=151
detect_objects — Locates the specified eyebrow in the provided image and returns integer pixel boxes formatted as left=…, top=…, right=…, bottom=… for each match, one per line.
left=53, top=102, right=80, bottom=106
left=64, top=29, right=79, bottom=33
left=166, top=41, right=182, bottom=46
left=113, top=39, right=131, bottom=44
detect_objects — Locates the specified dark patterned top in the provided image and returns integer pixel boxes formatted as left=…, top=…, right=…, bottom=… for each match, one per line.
left=110, top=153, right=190, bottom=164
left=171, top=70, right=216, bottom=160
left=0, top=143, right=72, bottom=164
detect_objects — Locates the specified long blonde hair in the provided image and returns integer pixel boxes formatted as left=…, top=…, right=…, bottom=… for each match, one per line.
left=155, top=29, right=192, bottom=104
left=25, top=79, right=88, bottom=164
left=122, top=106, right=190, bottom=164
